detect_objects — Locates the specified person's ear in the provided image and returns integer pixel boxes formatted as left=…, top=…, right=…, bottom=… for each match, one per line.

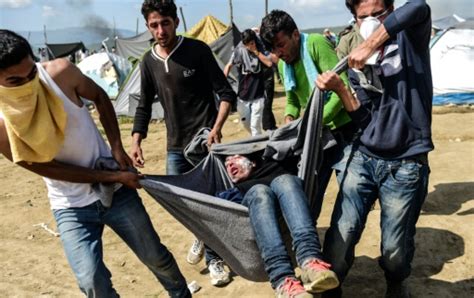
left=175, top=17, right=180, bottom=29
left=293, top=29, right=300, bottom=40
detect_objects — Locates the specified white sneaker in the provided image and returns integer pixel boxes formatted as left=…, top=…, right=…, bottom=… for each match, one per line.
left=186, top=239, right=204, bottom=265
left=208, top=259, right=231, bottom=286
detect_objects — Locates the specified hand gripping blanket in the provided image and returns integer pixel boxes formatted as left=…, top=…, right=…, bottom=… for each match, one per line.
left=140, top=58, right=348, bottom=282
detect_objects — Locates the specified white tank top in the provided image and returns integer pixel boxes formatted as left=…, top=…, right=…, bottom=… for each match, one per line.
left=36, top=63, right=112, bottom=209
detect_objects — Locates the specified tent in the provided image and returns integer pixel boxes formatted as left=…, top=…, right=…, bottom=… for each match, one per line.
left=432, top=14, right=466, bottom=31
left=115, top=31, right=154, bottom=60
left=430, top=20, right=474, bottom=105
left=46, top=42, right=85, bottom=59
left=186, top=15, right=228, bottom=44
left=209, top=22, right=241, bottom=89
left=114, top=60, right=164, bottom=119
left=77, top=52, right=132, bottom=98
left=114, top=15, right=240, bottom=118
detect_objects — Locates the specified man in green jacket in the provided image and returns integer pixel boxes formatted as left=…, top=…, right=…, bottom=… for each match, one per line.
left=260, top=10, right=357, bottom=220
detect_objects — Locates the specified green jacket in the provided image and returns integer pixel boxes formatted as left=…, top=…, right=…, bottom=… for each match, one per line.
left=336, top=25, right=364, bottom=60
left=278, top=33, right=351, bottom=130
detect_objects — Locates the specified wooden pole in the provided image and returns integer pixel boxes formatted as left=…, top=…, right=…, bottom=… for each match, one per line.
left=113, top=16, right=116, bottom=38
left=265, top=0, right=268, bottom=15
left=43, top=25, right=47, bottom=44
left=228, top=0, right=233, bottom=25
left=136, top=17, right=139, bottom=35
left=179, top=6, right=188, bottom=32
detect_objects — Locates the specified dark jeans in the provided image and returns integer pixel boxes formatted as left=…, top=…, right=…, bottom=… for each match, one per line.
left=166, top=150, right=194, bottom=175
left=312, top=123, right=358, bottom=222
left=53, top=187, right=190, bottom=298
left=243, top=174, right=323, bottom=288
left=167, top=150, right=221, bottom=265
left=262, top=69, right=277, bottom=131
left=324, top=147, right=430, bottom=286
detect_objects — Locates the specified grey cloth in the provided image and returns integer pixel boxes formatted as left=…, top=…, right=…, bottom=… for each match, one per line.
left=183, top=127, right=211, bottom=166
left=139, top=58, right=349, bottom=282
left=92, top=157, right=122, bottom=208
left=232, top=42, right=261, bottom=74
left=352, top=66, right=384, bottom=94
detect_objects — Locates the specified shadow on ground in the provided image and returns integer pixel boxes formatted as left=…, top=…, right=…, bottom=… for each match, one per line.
left=335, top=227, right=472, bottom=297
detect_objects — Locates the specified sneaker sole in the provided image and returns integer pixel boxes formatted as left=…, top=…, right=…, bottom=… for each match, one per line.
left=211, top=277, right=231, bottom=286
left=186, top=254, right=204, bottom=265
left=303, top=271, right=340, bottom=293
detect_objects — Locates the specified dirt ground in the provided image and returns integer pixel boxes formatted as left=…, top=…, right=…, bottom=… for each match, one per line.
left=0, top=92, right=473, bottom=297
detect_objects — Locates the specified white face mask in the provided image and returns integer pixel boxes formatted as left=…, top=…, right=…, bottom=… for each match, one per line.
left=359, top=16, right=381, bottom=40
left=358, top=16, right=383, bottom=65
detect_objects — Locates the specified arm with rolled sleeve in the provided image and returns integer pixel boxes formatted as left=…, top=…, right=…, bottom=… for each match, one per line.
left=309, top=34, right=350, bottom=125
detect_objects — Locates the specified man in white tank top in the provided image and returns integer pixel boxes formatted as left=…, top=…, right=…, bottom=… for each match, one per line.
left=0, top=30, right=191, bottom=297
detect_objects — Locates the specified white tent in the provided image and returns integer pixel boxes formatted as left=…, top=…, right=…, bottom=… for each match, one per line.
left=430, top=20, right=474, bottom=105
left=114, top=62, right=164, bottom=119
left=77, top=52, right=131, bottom=98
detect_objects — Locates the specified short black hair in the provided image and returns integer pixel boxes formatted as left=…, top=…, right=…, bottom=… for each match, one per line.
left=141, top=0, right=177, bottom=21
left=0, top=30, right=36, bottom=70
left=241, top=29, right=257, bottom=45
left=345, top=0, right=394, bottom=16
left=259, top=10, right=298, bottom=50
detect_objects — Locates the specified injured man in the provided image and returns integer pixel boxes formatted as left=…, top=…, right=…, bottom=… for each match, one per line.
left=217, top=154, right=339, bottom=297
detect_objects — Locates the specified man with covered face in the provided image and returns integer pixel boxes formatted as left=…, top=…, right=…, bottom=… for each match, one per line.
left=316, top=0, right=433, bottom=297
left=0, top=29, right=190, bottom=297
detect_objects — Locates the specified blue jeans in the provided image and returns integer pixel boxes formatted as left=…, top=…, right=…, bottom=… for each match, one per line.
left=312, top=123, right=357, bottom=222
left=242, top=174, right=323, bottom=288
left=167, top=150, right=221, bottom=265
left=166, top=150, right=194, bottom=175
left=324, top=147, right=430, bottom=284
left=53, top=187, right=190, bottom=298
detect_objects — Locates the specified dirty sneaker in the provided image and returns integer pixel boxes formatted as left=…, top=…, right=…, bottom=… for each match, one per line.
left=275, top=277, right=313, bottom=298
left=208, top=259, right=231, bottom=286
left=300, top=258, right=339, bottom=293
left=186, top=239, right=204, bottom=265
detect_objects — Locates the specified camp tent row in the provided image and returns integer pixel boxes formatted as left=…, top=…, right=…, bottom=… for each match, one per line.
left=77, top=52, right=132, bottom=99
left=113, top=15, right=240, bottom=119
left=430, top=17, right=474, bottom=105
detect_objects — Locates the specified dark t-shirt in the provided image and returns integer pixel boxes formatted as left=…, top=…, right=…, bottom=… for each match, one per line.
left=132, top=37, right=236, bottom=150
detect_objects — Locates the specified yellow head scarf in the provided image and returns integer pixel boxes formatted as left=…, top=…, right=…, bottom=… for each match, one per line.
left=0, top=72, right=67, bottom=163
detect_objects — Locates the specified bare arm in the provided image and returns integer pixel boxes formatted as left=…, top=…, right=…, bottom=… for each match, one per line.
left=255, top=51, right=272, bottom=68
left=0, top=120, right=141, bottom=188
left=207, top=100, right=232, bottom=146
left=316, top=72, right=361, bottom=112
left=62, top=61, right=134, bottom=171
left=246, top=42, right=272, bottom=68
left=348, top=25, right=390, bottom=69
left=223, top=62, right=233, bottom=77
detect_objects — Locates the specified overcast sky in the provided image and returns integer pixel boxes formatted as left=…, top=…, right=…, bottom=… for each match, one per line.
left=1, top=0, right=473, bottom=33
